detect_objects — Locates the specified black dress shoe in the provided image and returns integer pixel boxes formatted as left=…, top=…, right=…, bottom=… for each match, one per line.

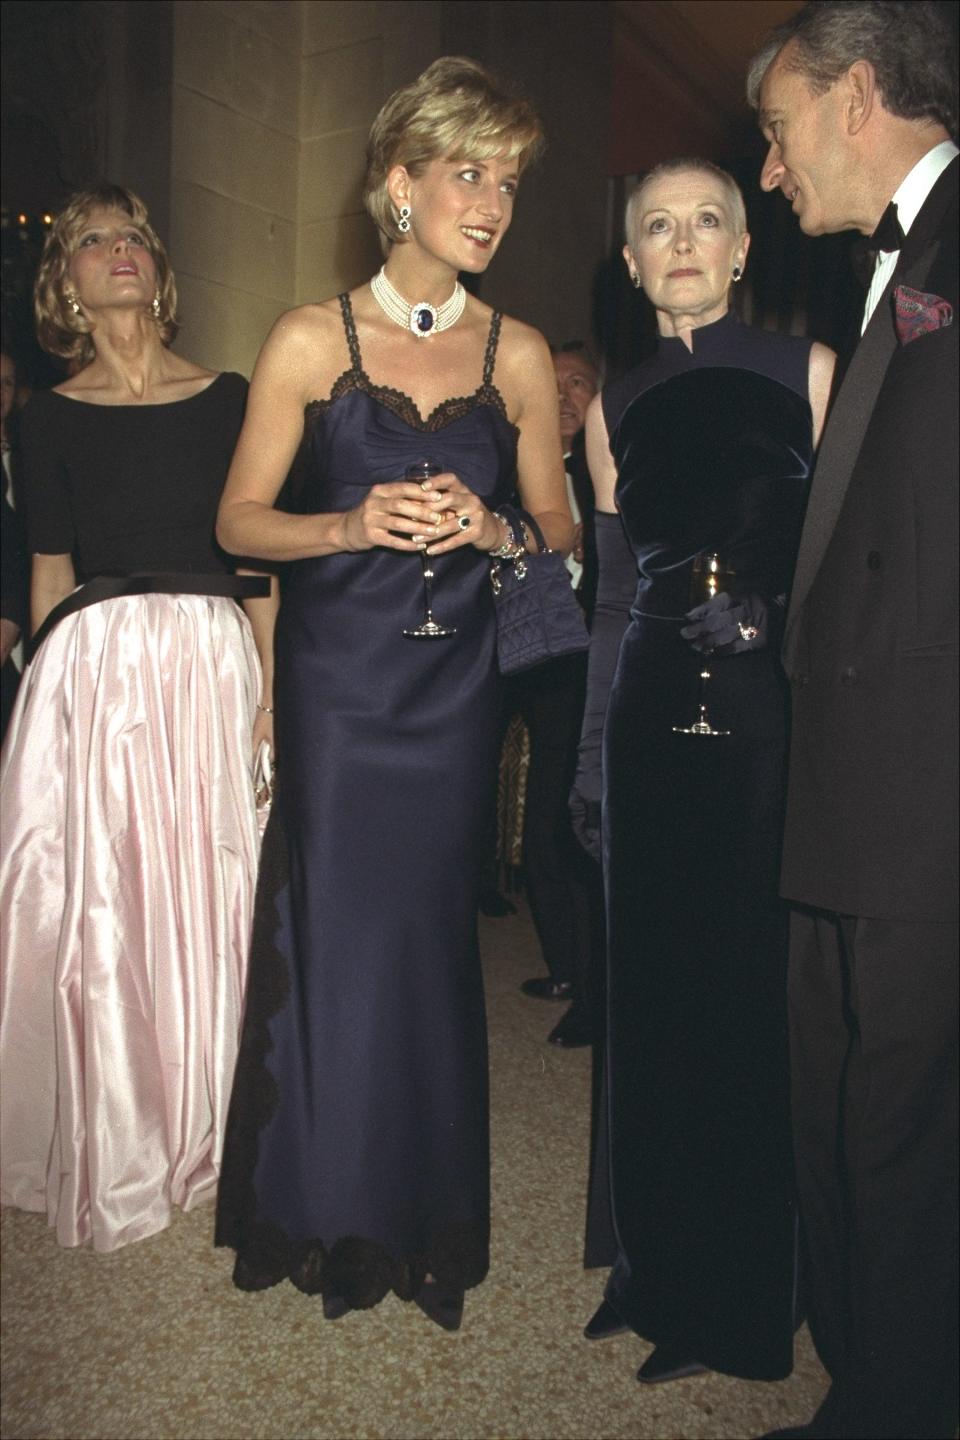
left=414, top=1281, right=464, bottom=1332
left=521, top=976, right=573, bottom=1001
left=759, top=1427, right=819, bottom=1438
left=478, top=887, right=516, bottom=917
left=548, top=1006, right=592, bottom=1047
left=637, top=1342, right=708, bottom=1384
left=584, top=1299, right=629, bottom=1340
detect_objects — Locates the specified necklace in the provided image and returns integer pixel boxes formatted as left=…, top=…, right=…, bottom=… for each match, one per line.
left=370, top=266, right=466, bottom=339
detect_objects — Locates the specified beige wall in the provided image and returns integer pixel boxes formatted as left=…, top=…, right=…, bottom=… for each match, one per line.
left=170, top=1, right=301, bottom=375
left=297, top=1, right=441, bottom=306
left=169, top=0, right=441, bottom=376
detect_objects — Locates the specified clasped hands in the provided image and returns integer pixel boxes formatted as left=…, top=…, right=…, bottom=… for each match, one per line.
left=680, top=590, right=768, bottom=654
left=339, top=472, right=501, bottom=556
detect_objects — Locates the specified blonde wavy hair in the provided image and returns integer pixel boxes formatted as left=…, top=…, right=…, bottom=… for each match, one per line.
left=363, top=57, right=544, bottom=252
left=35, top=184, right=179, bottom=369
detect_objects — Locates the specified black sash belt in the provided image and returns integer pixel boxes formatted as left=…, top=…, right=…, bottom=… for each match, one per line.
left=29, top=572, right=271, bottom=662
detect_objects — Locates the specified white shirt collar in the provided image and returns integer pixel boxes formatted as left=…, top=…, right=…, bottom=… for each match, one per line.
left=887, top=139, right=958, bottom=244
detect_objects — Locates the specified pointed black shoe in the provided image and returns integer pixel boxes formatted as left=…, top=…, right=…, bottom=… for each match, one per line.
left=321, top=1292, right=351, bottom=1321
left=521, top=976, right=573, bottom=1001
left=414, top=1281, right=464, bottom=1332
left=548, top=1005, right=593, bottom=1048
left=637, top=1342, right=708, bottom=1384
left=584, top=1299, right=629, bottom=1340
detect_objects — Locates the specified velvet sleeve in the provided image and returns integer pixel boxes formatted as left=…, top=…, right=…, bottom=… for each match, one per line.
left=569, top=510, right=636, bottom=856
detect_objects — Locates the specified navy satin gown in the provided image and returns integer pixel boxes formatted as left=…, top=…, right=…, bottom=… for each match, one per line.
left=592, top=313, right=815, bottom=1379
left=216, top=297, right=517, bottom=1308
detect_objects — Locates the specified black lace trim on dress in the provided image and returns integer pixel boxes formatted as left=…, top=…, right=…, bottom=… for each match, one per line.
left=214, top=804, right=490, bottom=1309
left=302, top=293, right=515, bottom=435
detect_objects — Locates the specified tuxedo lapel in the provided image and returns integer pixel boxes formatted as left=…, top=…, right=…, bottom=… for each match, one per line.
left=784, top=283, right=897, bottom=644
left=784, top=158, right=958, bottom=654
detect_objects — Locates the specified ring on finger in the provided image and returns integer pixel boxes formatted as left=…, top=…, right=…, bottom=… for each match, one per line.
left=457, top=514, right=472, bottom=531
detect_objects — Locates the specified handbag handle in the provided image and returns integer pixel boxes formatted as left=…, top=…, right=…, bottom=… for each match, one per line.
left=497, top=504, right=550, bottom=554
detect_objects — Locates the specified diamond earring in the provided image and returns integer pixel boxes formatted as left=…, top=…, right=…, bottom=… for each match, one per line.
left=66, top=290, right=81, bottom=316
left=398, top=205, right=411, bottom=234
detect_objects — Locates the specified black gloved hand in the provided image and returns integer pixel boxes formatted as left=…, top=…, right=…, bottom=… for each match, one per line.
left=680, top=591, right=768, bottom=654
left=569, top=789, right=602, bottom=862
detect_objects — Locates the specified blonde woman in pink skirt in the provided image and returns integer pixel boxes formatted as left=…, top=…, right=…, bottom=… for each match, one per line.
left=0, top=185, right=274, bottom=1252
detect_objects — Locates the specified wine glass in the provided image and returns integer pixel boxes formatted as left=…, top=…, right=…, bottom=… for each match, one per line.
left=402, top=461, right=457, bottom=639
left=672, top=551, right=734, bottom=737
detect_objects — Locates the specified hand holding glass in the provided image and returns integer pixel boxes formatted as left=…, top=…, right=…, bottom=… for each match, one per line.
left=672, top=552, right=733, bottom=737
left=402, top=462, right=457, bottom=639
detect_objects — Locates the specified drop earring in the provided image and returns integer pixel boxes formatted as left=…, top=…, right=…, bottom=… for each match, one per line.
left=151, top=293, right=162, bottom=319
left=732, top=265, right=743, bottom=283
left=398, top=205, right=412, bottom=234
left=631, top=272, right=642, bottom=290
left=66, top=290, right=81, bottom=316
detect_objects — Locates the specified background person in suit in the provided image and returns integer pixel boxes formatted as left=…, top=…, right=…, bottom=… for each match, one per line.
left=748, top=4, right=958, bottom=1436
left=517, top=343, right=603, bottom=1048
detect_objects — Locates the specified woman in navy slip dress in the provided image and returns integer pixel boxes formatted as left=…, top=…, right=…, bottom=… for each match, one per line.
left=570, top=161, right=835, bottom=1382
left=214, top=58, right=573, bottom=1328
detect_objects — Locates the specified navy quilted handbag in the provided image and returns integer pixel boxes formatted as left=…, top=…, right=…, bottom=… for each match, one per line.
left=490, top=507, right=590, bottom=675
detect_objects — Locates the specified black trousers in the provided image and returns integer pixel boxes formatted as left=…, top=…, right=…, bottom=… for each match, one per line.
left=511, top=653, right=604, bottom=1026
left=788, top=907, right=959, bottom=1439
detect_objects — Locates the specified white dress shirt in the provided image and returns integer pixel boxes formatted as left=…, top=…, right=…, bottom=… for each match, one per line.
left=861, top=139, right=959, bottom=332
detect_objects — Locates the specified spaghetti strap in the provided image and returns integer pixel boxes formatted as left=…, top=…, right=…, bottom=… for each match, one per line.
left=337, top=293, right=363, bottom=373
left=482, top=313, right=503, bottom=387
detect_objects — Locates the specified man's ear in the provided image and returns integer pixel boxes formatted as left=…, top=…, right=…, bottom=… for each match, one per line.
left=845, top=59, right=877, bottom=136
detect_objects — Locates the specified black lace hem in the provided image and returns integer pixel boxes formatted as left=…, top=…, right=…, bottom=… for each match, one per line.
left=302, top=293, right=516, bottom=435
left=304, top=369, right=515, bottom=435
left=224, top=1220, right=489, bottom=1307
left=214, top=803, right=490, bottom=1308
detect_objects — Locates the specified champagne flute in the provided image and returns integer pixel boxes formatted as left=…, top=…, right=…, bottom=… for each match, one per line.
left=402, top=461, right=457, bottom=639
left=672, top=551, right=733, bottom=737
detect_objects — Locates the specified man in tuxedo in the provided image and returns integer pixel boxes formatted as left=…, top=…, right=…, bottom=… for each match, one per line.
left=746, top=4, right=958, bottom=1436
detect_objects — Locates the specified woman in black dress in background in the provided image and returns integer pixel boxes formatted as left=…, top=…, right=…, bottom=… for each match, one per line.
left=214, top=59, right=572, bottom=1329
left=571, top=160, right=834, bottom=1382
left=0, top=186, right=273, bottom=1252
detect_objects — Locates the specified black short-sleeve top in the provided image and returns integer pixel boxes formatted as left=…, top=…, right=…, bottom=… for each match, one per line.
left=20, top=371, right=247, bottom=579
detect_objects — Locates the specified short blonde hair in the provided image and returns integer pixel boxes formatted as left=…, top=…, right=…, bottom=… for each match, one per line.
left=625, top=158, right=747, bottom=249
left=34, top=184, right=179, bottom=368
left=364, top=56, right=544, bottom=251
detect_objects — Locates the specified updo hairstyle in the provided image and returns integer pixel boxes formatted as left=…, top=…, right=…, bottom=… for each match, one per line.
left=34, top=184, right=179, bottom=369
left=363, top=56, right=544, bottom=251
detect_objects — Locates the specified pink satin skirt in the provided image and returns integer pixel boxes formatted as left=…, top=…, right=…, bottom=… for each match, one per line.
left=0, top=593, right=261, bottom=1251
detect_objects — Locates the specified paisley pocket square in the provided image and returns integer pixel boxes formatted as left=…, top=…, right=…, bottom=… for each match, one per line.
left=893, top=284, right=953, bottom=345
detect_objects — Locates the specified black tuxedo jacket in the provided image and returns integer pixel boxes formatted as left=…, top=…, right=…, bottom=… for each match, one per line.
left=781, top=157, right=959, bottom=922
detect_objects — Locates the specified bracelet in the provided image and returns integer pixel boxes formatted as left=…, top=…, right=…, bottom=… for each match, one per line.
left=257, top=703, right=274, bottom=715
left=489, top=512, right=526, bottom=561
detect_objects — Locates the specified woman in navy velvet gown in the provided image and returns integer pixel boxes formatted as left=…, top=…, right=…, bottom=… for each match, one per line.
left=214, top=58, right=572, bottom=1329
left=571, top=161, right=835, bottom=1382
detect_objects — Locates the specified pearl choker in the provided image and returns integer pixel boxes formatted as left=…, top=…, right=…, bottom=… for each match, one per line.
left=370, top=266, right=466, bottom=338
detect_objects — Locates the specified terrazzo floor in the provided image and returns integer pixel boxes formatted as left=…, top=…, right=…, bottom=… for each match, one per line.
left=1, top=898, right=829, bottom=1440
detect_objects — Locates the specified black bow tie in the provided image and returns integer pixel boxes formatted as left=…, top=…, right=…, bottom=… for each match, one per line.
left=870, top=200, right=904, bottom=252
